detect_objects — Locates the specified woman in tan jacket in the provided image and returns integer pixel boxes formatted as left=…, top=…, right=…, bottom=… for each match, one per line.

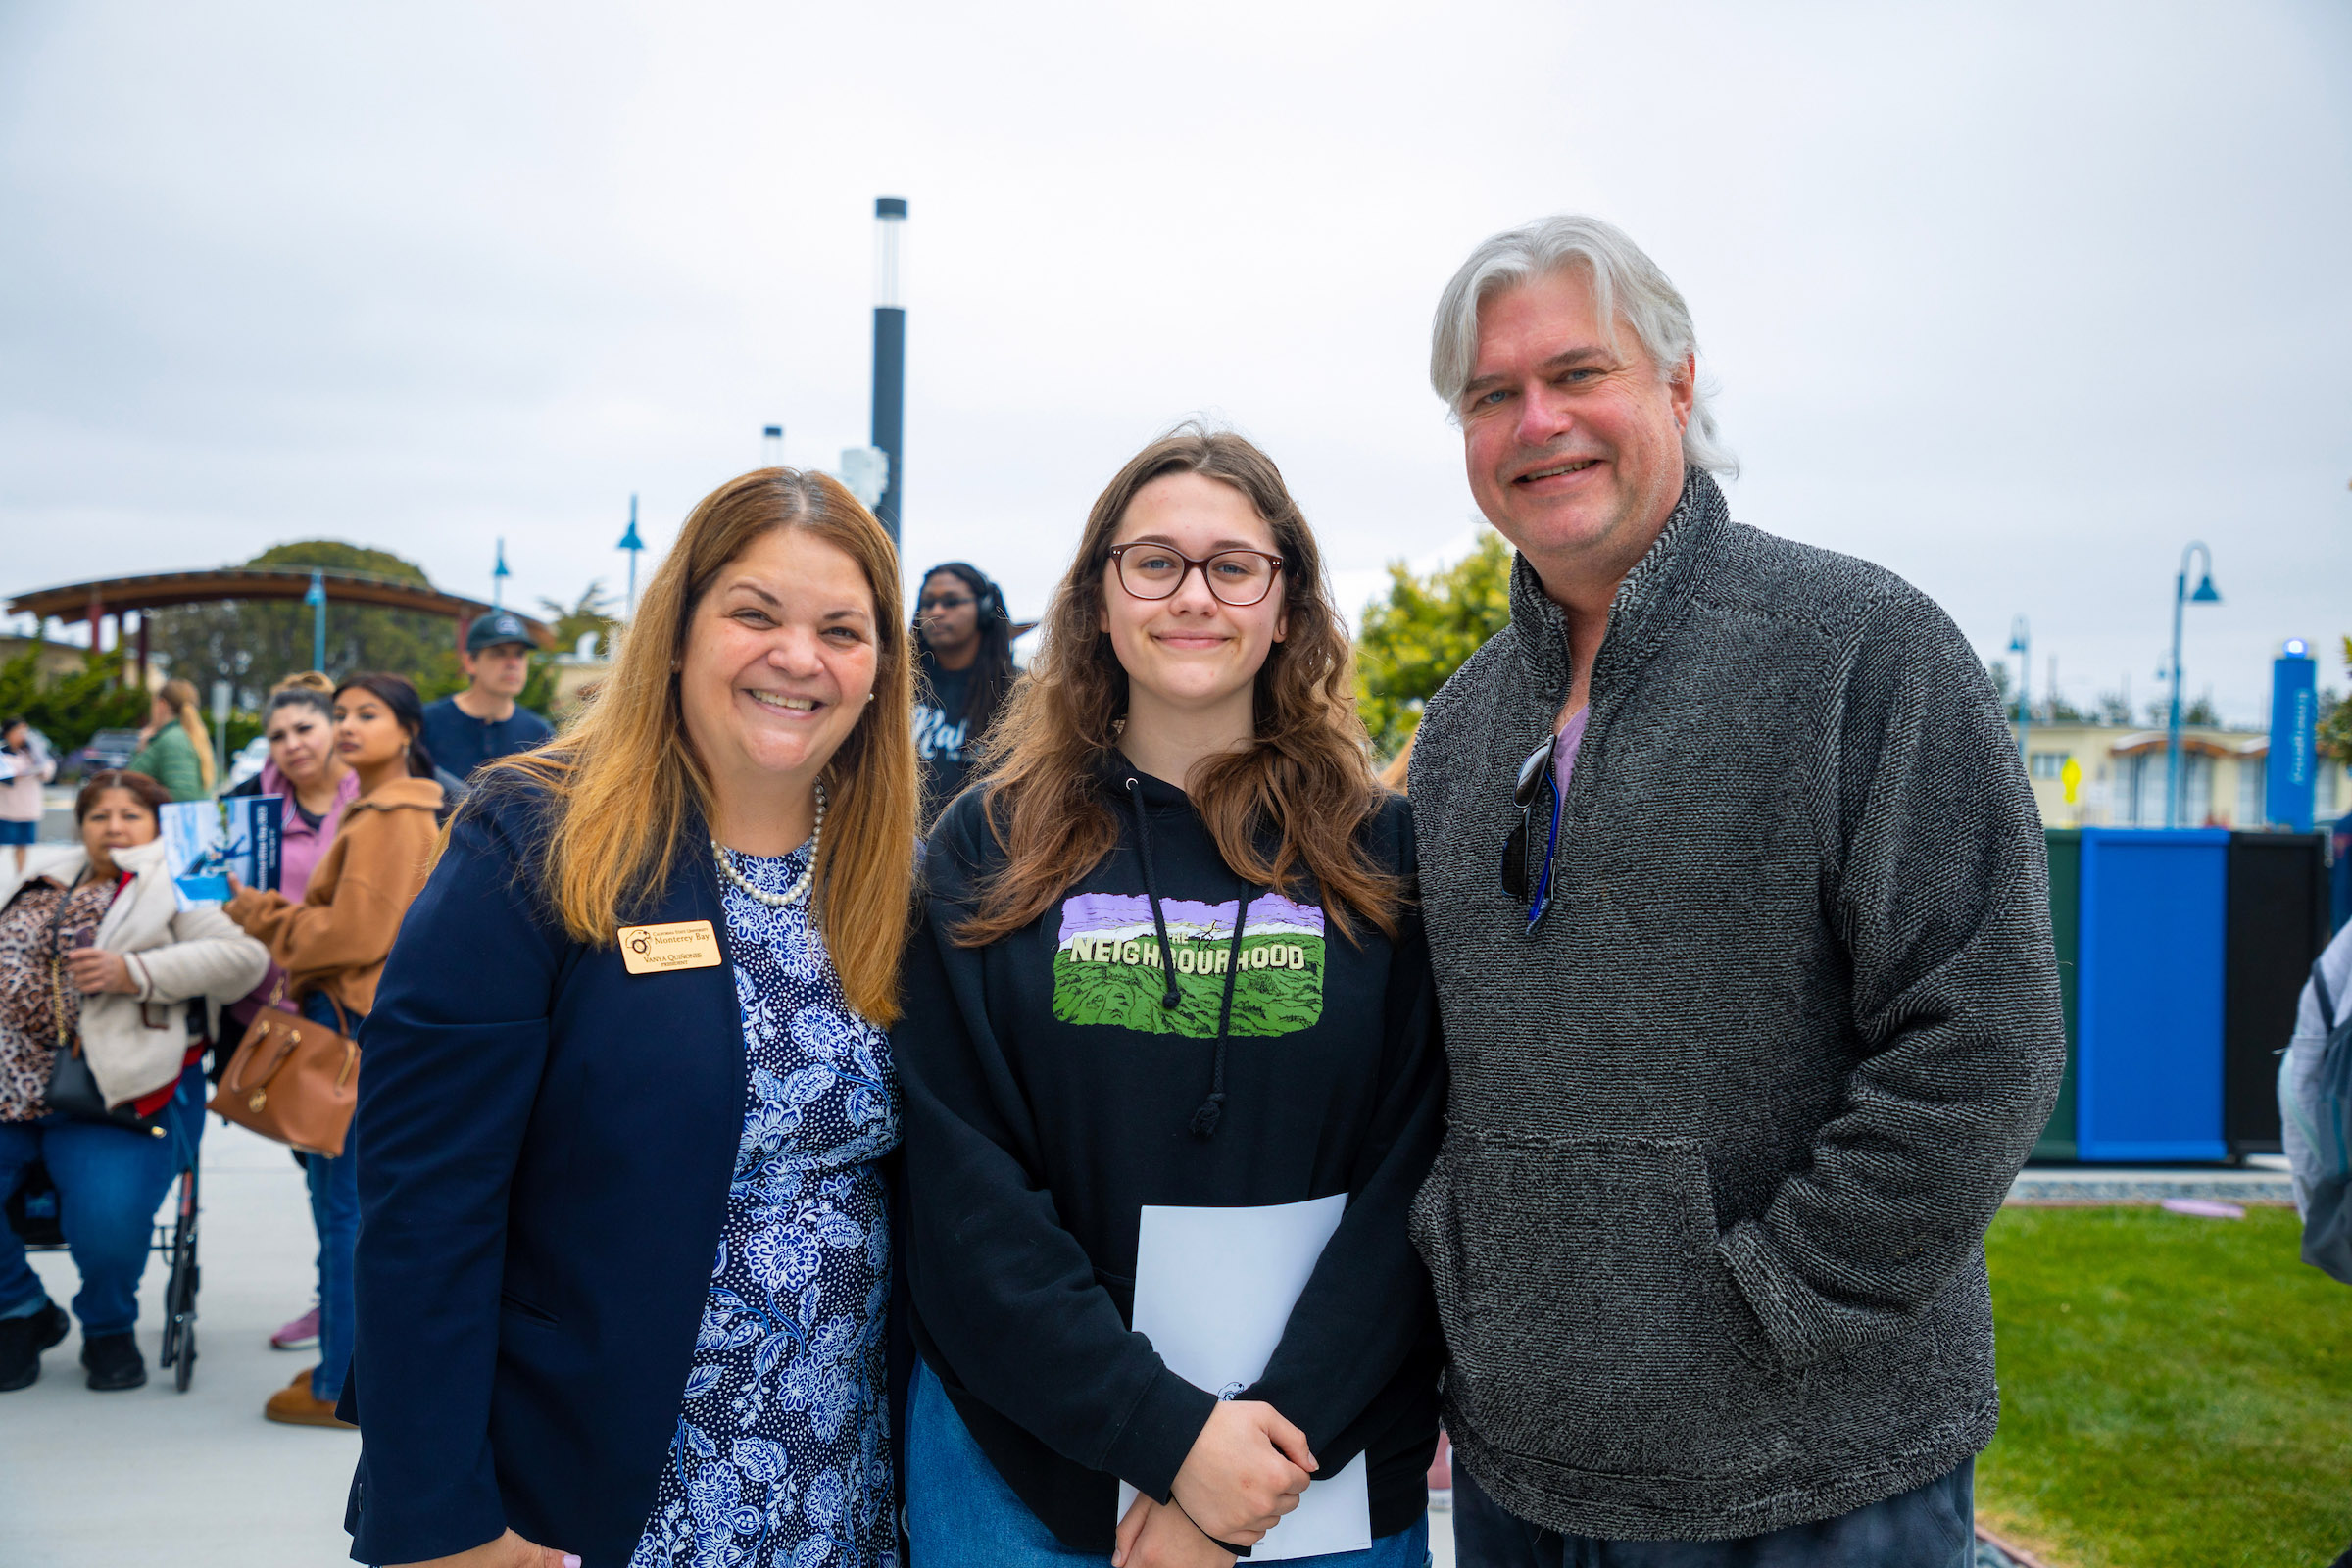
left=229, top=672, right=443, bottom=1427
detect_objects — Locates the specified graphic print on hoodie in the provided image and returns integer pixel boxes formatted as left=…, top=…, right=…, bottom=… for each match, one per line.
left=1052, top=892, right=1325, bottom=1036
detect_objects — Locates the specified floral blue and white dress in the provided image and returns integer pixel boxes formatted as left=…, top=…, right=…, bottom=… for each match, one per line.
left=631, top=841, right=901, bottom=1568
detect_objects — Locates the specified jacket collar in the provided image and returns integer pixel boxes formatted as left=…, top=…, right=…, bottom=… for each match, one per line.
left=110, top=837, right=169, bottom=874
left=8, top=835, right=164, bottom=901
left=349, top=775, right=445, bottom=814
left=263, top=762, right=362, bottom=827
left=1507, top=467, right=1730, bottom=702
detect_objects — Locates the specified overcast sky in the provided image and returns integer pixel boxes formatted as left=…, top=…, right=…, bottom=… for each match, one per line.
left=4, top=1, right=2347, bottom=723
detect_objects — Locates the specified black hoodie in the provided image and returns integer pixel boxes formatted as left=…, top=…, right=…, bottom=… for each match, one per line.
left=893, top=761, right=1446, bottom=1554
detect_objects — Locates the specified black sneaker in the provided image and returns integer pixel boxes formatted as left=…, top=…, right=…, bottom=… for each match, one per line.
left=0, top=1301, right=70, bottom=1392
left=80, top=1331, right=146, bottom=1392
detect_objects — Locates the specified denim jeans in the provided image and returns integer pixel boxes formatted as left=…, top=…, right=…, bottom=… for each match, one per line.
left=300, top=989, right=363, bottom=1402
left=906, top=1359, right=1430, bottom=1568
left=1453, top=1453, right=1973, bottom=1568
left=0, top=1060, right=205, bottom=1337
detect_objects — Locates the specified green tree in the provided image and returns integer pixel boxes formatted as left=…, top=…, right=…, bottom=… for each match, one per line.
left=2318, top=638, right=2352, bottom=761
left=2149, top=693, right=2223, bottom=727
left=539, top=581, right=618, bottom=661
left=1353, top=530, right=1515, bottom=760
left=2095, top=689, right=2134, bottom=725
left=145, top=541, right=465, bottom=709
left=0, top=647, right=151, bottom=757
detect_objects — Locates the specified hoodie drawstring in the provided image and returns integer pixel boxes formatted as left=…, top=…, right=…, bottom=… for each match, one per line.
left=1124, top=774, right=1253, bottom=1140
left=1193, top=888, right=1253, bottom=1139
left=1124, top=777, right=1183, bottom=1011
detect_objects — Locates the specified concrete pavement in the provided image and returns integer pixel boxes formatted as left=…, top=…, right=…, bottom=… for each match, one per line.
left=1, top=1119, right=358, bottom=1567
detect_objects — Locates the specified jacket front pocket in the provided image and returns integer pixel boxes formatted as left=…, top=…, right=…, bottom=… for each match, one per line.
left=1418, top=1132, right=1787, bottom=1480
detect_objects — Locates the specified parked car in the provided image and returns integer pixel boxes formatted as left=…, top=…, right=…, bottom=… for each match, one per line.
left=66, top=727, right=145, bottom=777
left=221, top=733, right=270, bottom=793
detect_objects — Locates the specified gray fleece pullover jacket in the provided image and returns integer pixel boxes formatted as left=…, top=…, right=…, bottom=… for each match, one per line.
left=1406, top=470, right=2064, bottom=1541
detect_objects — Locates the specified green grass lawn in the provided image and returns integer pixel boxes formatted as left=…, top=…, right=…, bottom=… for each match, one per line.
left=1981, top=1205, right=2352, bottom=1568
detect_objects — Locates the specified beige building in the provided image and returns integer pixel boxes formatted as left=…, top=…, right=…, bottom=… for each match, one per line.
left=2015, top=721, right=2347, bottom=828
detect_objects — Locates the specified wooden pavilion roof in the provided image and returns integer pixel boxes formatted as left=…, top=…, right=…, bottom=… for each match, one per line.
left=5, top=567, right=555, bottom=649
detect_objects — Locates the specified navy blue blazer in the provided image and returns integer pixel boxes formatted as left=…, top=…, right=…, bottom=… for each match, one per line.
left=341, top=782, right=750, bottom=1566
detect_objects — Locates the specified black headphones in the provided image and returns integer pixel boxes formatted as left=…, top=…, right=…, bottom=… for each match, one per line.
left=916, top=563, right=1007, bottom=632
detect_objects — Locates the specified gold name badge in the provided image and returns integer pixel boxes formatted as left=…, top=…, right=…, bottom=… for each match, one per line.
left=617, top=920, right=722, bottom=975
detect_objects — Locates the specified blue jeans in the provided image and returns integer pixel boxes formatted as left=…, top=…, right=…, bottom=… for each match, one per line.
left=1453, top=1453, right=1973, bottom=1568
left=906, top=1359, right=1429, bottom=1568
left=0, top=1061, right=205, bottom=1336
left=300, top=990, right=362, bottom=1402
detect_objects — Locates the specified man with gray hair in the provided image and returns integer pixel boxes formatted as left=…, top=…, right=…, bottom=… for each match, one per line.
left=1405, top=216, right=2063, bottom=1564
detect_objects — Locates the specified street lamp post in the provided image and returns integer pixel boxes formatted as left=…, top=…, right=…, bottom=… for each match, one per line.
left=2008, top=616, right=2031, bottom=766
left=871, top=197, right=907, bottom=547
left=2164, top=541, right=2221, bottom=828
left=617, top=494, right=645, bottom=622
left=305, top=571, right=326, bottom=671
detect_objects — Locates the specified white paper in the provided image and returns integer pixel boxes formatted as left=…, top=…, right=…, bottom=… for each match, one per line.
left=1118, top=1195, right=1372, bottom=1562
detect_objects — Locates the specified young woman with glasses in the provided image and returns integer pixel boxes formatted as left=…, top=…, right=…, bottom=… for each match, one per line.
left=894, top=426, right=1446, bottom=1568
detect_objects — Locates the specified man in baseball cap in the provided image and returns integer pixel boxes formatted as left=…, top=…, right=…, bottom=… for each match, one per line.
left=419, top=612, right=554, bottom=779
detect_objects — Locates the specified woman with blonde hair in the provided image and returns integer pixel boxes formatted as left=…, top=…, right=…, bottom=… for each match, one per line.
left=895, top=427, right=1444, bottom=1568
left=343, top=469, right=919, bottom=1568
left=126, top=678, right=217, bottom=803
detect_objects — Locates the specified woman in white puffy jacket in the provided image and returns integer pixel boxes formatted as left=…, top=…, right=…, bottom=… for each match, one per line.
left=0, top=768, right=268, bottom=1394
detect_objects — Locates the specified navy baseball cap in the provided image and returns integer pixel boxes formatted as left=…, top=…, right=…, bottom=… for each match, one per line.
left=467, top=612, right=534, bottom=653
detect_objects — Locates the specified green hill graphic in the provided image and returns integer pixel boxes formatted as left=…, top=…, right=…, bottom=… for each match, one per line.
left=1053, top=932, right=1324, bottom=1037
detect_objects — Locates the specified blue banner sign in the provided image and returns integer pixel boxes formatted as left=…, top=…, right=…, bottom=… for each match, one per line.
left=2268, top=648, right=2318, bottom=831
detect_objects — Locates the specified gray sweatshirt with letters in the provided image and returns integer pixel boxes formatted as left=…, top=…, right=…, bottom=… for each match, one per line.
left=1407, top=470, right=2064, bottom=1540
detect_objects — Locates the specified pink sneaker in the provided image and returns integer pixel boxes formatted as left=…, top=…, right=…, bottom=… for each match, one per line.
left=270, top=1305, right=320, bottom=1351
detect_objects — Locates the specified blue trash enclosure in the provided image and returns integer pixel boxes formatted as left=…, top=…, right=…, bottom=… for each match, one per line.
left=2076, top=828, right=2230, bottom=1162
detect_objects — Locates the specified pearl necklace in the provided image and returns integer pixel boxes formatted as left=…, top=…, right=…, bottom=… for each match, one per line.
left=711, top=782, right=826, bottom=908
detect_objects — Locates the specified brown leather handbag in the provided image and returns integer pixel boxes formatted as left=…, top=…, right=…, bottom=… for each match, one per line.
left=208, top=984, right=360, bottom=1157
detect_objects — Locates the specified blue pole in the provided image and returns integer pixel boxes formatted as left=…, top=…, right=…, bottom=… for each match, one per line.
left=617, top=495, right=645, bottom=622
left=306, top=571, right=326, bottom=671
left=2009, top=616, right=2031, bottom=766
left=2166, top=574, right=2184, bottom=827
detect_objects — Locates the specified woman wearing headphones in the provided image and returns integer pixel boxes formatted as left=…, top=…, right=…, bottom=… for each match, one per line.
left=912, top=562, right=1016, bottom=826
left=895, top=428, right=1445, bottom=1568
left=345, top=469, right=919, bottom=1568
